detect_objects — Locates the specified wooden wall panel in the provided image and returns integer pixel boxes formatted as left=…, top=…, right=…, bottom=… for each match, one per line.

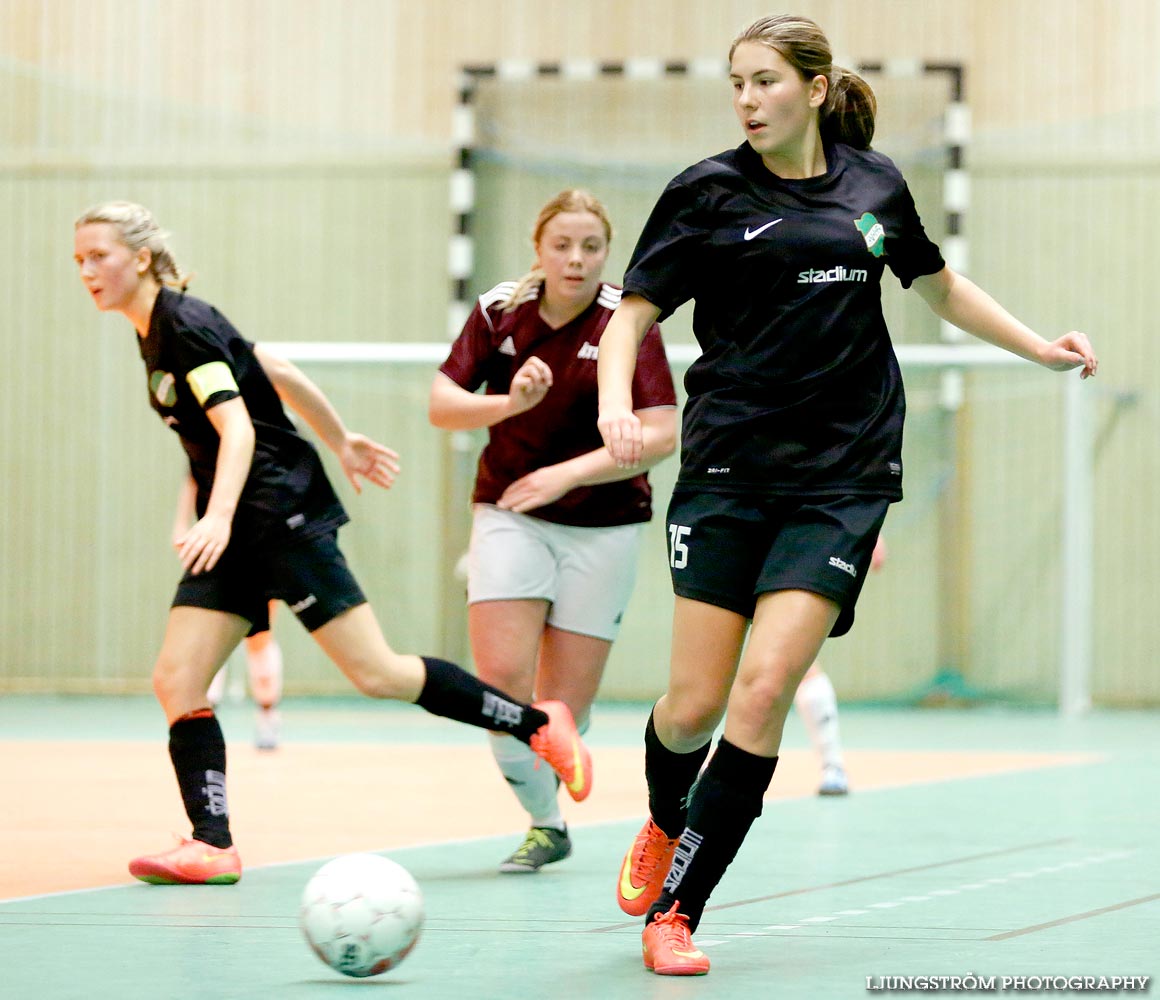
left=2, top=0, right=1157, bottom=703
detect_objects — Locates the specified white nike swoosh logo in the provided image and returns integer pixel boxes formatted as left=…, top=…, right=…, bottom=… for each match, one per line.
left=743, top=219, right=783, bottom=240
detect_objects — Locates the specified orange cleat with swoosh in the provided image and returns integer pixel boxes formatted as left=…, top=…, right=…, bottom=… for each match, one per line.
left=528, top=700, right=592, bottom=802
left=616, top=818, right=679, bottom=916
left=129, top=837, right=242, bottom=885
left=642, top=902, right=710, bottom=975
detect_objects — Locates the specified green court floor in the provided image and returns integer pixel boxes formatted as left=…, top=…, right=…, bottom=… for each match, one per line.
left=1, top=699, right=1156, bottom=999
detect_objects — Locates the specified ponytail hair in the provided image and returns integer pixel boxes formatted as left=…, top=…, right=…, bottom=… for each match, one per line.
left=74, top=201, right=191, bottom=289
left=821, top=66, right=876, bottom=150
left=730, top=14, right=876, bottom=150
left=501, top=188, right=613, bottom=312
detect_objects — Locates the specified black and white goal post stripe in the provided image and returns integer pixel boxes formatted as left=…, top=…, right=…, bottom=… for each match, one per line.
left=448, top=56, right=970, bottom=351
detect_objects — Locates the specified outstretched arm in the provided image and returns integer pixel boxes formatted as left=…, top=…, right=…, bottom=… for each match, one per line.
left=596, top=294, right=663, bottom=467
left=912, top=267, right=1098, bottom=378
left=254, top=345, right=400, bottom=493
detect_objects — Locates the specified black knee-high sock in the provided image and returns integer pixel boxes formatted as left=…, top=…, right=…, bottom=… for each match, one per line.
left=648, top=738, right=778, bottom=931
left=168, top=711, right=232, bottom=849
left=415, top=657, right=548, bottom=743
left=644, top=709, right=711, bottom=838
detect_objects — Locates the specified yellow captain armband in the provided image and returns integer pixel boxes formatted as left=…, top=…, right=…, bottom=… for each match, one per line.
left=186, top=361, right=239, bottom=407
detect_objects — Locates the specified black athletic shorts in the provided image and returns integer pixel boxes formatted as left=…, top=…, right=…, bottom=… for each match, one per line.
left=172, top=529, right=367, bottom=634
left=665, top=491, right=890, bottom=637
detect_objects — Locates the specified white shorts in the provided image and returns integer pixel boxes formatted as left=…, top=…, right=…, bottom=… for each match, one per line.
left=467, top=504, right=644, bottom=641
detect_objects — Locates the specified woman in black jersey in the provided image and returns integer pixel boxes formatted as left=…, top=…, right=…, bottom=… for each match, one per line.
left=596, top=15, right=1098, bottom=976
left=73, top=201, right=592, bottom=887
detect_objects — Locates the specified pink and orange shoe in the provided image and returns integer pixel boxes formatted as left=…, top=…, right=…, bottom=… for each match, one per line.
left=129, top=838, right=242, bottom=885
left=642, top=902, right=710, bottom=976
left=617, top=818, right=679, bottom=916
left=528, top=700, right=592, bottom=802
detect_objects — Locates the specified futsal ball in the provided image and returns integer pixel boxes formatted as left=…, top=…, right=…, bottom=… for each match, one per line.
left=299, top=853, right=424, bottom=978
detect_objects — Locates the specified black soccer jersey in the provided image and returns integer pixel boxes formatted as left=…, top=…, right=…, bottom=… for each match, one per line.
left=623, top=141, right=945, bottom=500
left=139, top=287, right=347, bottom=548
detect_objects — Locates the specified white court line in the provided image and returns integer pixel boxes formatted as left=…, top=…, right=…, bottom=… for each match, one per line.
left=712, top=847, right=1140, bottom=943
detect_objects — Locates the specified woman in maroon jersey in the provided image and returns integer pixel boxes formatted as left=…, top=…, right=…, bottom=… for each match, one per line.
left=430, top=190, right=678, bottom=873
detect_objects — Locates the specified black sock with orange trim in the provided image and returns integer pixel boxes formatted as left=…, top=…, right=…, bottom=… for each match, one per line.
left=168, top=709, right=232, bottom=849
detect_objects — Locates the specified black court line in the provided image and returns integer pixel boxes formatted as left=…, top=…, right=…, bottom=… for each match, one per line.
left=986, top=891, right=1160, bottom=940
left=591, top=838, right=1073, bottom=932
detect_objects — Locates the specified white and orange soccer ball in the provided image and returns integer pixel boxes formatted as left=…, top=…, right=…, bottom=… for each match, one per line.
left=300, top=853, right=424, bottom=978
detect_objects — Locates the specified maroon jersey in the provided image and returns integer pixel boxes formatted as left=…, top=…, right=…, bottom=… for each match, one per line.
left=439, top=281, right=676, bottom=527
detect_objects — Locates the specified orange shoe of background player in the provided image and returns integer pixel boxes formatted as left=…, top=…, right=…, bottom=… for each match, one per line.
left=528, top=700, right=592, bottom=802
left=616, top=818, right=679, bottom=916
left=642, top=902, right=710, bottom=976
left=129, top=837, right=242, bottom=885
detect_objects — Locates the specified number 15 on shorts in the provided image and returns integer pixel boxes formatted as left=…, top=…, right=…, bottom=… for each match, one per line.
left=668, top=524, right=691, bottom=569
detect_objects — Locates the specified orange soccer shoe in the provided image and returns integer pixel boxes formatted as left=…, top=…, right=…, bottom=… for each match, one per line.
left=529, top=700, right=592, bottom=802
left=129, top=838, right=242, bottom=885
left=616, top=818, right=679, bottom=916
left=642, top=902, right=710, bottom=976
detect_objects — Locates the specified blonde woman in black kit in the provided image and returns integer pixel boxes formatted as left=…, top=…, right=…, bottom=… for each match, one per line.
left=597, top=15, right=1097, bottom=976
left=73, top=201, right=592, bottom=886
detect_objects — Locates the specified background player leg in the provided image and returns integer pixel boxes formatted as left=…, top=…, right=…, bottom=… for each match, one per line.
left=493, top=623, right=610, bottom=872
left=794, top=662, right=848, bottom=795
left=471, top=600, right=574, bottom=872
left=206, top=664, right=228, bottom=708
left=246, top=604, right=284, bottom=751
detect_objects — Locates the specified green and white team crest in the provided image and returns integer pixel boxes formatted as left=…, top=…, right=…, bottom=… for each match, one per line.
left=855, top=212, right=886, bottom=258
left=150, top=370, right=177, bottom=407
